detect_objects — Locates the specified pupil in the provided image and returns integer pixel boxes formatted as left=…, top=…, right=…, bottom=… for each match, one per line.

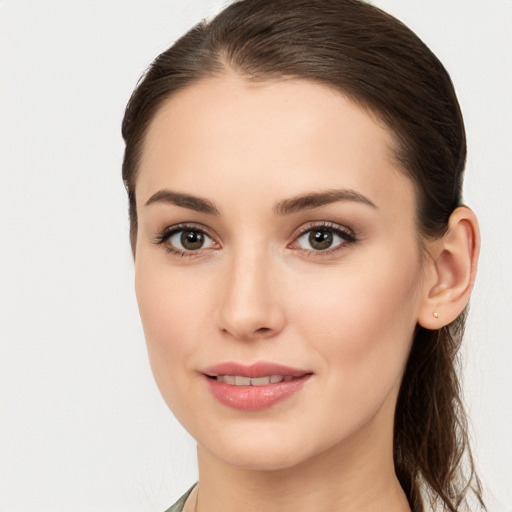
left=181, top=230, right=204, bottom=250
left=309, top=230, right=333, bottom=250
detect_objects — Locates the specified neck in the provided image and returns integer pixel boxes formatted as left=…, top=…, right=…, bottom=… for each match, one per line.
left=194, top=415, right=411, bottom=512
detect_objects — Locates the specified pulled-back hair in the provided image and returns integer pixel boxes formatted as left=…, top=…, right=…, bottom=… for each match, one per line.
left=121, top=1, right=485, bottom=510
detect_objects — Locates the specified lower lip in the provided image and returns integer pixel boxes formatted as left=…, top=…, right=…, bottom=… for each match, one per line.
left=205, top=375, right=312, bottom=411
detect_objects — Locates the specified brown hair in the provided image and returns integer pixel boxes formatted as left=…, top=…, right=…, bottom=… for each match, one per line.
left=121, top=0, right=485, bottom=510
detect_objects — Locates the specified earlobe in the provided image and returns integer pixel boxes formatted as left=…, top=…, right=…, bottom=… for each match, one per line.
left=418, top=206, right=480, bottom=330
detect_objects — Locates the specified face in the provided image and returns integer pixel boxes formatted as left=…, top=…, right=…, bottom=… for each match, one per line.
left=134, top=74, right=427, bottom=471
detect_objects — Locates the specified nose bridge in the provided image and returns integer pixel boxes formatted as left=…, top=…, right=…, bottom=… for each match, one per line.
left=217, top=240, right=284, bottom=340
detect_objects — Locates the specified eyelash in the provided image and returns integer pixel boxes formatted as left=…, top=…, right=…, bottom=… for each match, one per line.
left=152, top=221, right=357, bottom=258
left=291, top=222, right=357, bottom=256
left=153, top=223, right=218, bottom=258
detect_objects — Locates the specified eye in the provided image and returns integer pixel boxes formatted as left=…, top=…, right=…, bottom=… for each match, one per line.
left=293, top=223, right=356, bottom=253
left=154, top=224, right=217, bottom=255
left=170, top=228, right=215, bottom=251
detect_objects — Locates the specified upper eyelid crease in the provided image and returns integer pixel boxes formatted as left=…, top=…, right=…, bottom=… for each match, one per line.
left=154, top=221, right=355, bottom=246
left=294, top=222, right=357, bottom=243
left=153, top=223, right=215, bottom=242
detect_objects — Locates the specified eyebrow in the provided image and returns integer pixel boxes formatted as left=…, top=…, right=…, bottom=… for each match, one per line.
left=144, top=189, right=220, bottom=215
left=143, top=187, right=377, bottom=216
left=274, top=189, right=377, bottom=215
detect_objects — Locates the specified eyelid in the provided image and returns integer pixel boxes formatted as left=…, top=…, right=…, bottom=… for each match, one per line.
left=152, top=220, right=356, bottom=258
left=152, top=222, right=220, bottom=256
left=291, top=221, right=356, bottom=240
left=289, top=221, right=357, bottom=253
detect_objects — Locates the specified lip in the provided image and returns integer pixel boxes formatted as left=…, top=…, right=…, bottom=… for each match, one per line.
left=203, top=361, right=311, bottom=378
left=202, top=361, right=313, bottom=411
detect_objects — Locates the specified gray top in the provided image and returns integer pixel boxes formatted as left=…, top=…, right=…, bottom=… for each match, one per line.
left=163, top=485, right=196, bottom=512
left=163, top=482, right=421, bottom=511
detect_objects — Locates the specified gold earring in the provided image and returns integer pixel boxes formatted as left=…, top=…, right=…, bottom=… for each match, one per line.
left=433, top=312, right=439, bottom=319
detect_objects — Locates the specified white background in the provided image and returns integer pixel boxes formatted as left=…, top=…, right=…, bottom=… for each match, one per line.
left=0, top=1, right=511, bottom=511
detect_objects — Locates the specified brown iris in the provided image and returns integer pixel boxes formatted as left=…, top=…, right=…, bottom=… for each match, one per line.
left=181, top=230, right=205, bottom=250
left=309, top=229, right=333, bottom=250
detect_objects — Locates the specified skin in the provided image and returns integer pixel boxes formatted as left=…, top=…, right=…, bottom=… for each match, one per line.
left=133, top=73, right=479, bottom=512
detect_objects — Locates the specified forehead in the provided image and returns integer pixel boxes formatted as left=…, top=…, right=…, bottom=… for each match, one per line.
left=137, top=73, right=414, bottom=218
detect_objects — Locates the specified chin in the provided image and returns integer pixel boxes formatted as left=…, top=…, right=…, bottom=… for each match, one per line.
left=196, top=420, right=344, bottom=472
left=208, top=441, right=311, bottom=472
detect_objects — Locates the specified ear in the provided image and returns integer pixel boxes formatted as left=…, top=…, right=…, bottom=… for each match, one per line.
left=417, top=206, right=480, bottom=329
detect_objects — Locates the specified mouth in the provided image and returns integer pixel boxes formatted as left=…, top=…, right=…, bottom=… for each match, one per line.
left=211, top=375, right=297, bottom=385
left=202, top=362, right=313, bottom=411
left=203, top=361, right=311, bottom=379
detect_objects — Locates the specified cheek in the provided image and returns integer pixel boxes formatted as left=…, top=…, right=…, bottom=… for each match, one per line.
left=135, top=248, right=215, bottom=338
left=134, top=259, right=212, bottom=404
left=291, top=252, right=422, bottom=394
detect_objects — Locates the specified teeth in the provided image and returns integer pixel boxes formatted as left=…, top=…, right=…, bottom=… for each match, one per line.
left=216, top=375, right=292, bottom=386
left=250, top=376, right=271, bottom=386
left=235, top=376, right=251, bottom=386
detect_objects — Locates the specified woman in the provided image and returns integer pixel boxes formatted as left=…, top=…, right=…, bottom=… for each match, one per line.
left=121, top=0, right=485, bottom=510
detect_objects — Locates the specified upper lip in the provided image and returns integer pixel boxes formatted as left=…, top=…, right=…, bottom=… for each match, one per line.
left=202, top=361, right=312, bottom=378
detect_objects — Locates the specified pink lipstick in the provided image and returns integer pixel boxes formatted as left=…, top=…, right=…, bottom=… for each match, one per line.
left=202, top=362, right=313, bottom=411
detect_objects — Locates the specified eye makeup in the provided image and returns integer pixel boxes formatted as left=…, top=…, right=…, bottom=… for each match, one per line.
left=152, top=220, right=358, bottom=259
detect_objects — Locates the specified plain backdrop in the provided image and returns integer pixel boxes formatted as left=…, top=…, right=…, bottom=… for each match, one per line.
left=0, top=1, right=511, bottom=511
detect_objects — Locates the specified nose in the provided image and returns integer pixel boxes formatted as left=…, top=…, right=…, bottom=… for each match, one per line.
left=216, top=249, right=286, bottom=341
